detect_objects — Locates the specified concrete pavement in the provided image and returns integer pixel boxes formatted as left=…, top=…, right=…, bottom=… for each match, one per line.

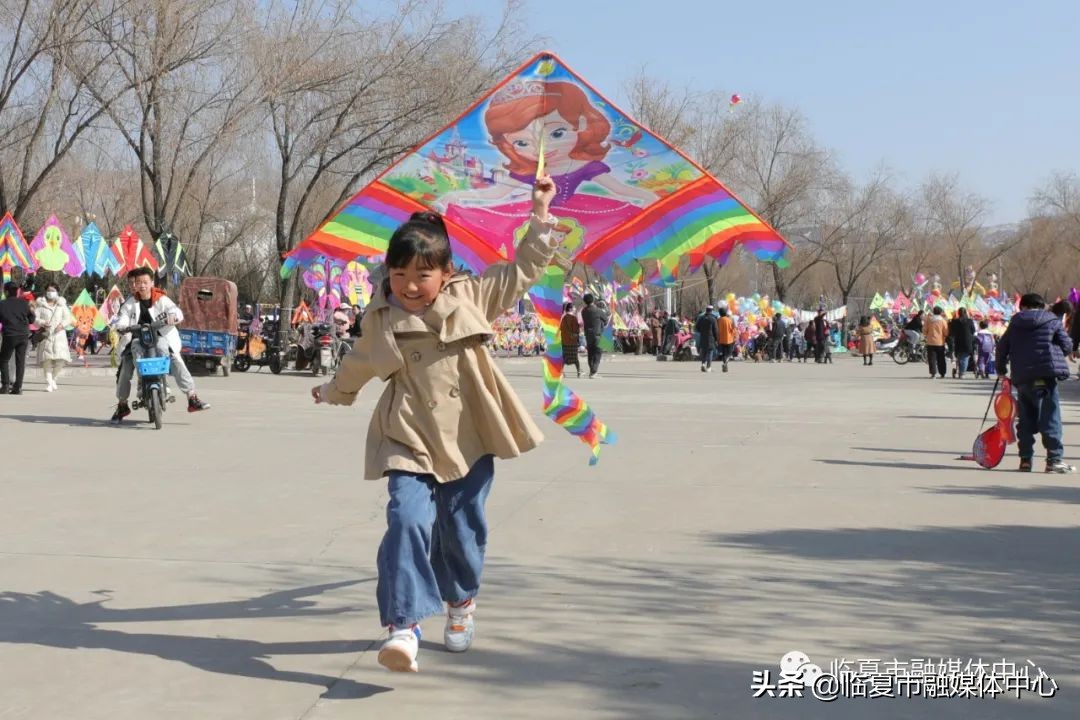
left=1, top=353, right=1078, bottom=719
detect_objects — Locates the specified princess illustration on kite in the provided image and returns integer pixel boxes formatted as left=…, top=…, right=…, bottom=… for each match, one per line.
left=435, top=80, right=657, bottom=245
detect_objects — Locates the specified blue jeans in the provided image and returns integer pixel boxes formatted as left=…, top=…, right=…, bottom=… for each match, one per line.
left=955, top=353, right=970, bottom=377
left=1016, top=380, right=1064, bottom=462
left=376, top=455, right=494, bottom=627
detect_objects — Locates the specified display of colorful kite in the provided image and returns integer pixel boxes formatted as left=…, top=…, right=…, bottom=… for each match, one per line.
left=29, top=215, right=83, bottom=276
left=289, top=51, right=789, bottom=462
left=115, top=225, right=160, bottom=275
left=729, top=93, right=742, bottom=111
left=301, top=256, right=344, bottom=310
left=340, top=261, right=373, bottom=307
left=291, top=300, right=314, bottom=326
left=155, top=232, right=191, bottom=285
left=71, top=288, right=107, bottom=333
left=0, top=212, right=34, bottom=283
left=74, top=222, right=123, bottom=277
left=98, top=284, right=125, bottom=325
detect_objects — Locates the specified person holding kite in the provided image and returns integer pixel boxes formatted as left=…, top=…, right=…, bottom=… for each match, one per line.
left=312, top=174, right=563, bottom=673
left=995, top=293, right=1075, bottom=473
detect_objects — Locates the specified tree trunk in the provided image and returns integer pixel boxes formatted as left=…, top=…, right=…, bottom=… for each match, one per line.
left=703, top=260, right=716, bottom=305
left=772, top=265, right=787, bottom=303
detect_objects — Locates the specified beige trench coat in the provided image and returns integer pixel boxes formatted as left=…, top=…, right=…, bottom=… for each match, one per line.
left=323, top=217, right=558, bottom=483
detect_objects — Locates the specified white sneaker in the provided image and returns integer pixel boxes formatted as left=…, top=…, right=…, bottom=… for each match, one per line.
left=378, top=625, right=421, bottom=672
left=444, top=599, right=476, bottom=653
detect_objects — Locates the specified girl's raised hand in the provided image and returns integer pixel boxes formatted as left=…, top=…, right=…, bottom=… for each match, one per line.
left=532, top=173, right=556, bottom=221
left=311, top=385, right=324, bottom=404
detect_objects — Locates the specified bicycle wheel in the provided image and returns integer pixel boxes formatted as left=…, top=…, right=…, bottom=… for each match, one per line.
left=150, top=387, right=163, bottom=430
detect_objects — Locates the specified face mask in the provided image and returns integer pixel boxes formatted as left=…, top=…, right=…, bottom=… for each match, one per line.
left=46, top=291, right=58, bottom=300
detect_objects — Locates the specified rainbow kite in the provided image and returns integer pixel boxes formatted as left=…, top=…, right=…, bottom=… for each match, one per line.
left=0, top=212, right=34, bottom=283
left=531, top=263, right=614, bottom=464
left=287, top=51, right=789, bottom=462
left=29, top=215, right=83, bottom=276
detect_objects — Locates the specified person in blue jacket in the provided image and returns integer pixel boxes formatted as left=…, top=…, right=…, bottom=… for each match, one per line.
left=996, top=293, right=1075, bottom=473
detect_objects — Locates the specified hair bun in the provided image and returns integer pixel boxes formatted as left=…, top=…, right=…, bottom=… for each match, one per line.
left=411, top=211, right=445, bottom=227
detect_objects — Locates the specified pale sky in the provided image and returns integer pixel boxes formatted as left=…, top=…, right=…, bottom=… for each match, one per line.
left=447, top=0, right=1080, bottom=224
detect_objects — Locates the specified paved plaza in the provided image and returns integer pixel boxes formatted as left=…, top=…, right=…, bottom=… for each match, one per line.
left=1, top=353, right=1077, bottom=719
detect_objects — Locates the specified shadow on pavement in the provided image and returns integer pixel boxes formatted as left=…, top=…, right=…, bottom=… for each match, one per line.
left=853, top=446, right=961, bottom=456
left=898, top=415, right=980, bottom=421
left=817, top=458, right=970, bottom=472
left=475, top=547, right=1077, bottom=719
left=926, top=485, right=1080, bottom=505
left=708, top=524, right=1079, bottom=717
left=0, top=579, right=390, bottom=700
left=0, top=414, right=116, bottom=428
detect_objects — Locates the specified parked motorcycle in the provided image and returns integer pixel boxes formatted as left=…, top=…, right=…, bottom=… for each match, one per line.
left=309, top=323, right=333, bottom=376
left=876, top=336, right=899, bottom=354
left=670, top=331, right=697, bottom=361
left=331, top=335, right=353, bottom=372
left=891, top=335, right=926, bottom=365
left=233, top=324, right=284, bottom=373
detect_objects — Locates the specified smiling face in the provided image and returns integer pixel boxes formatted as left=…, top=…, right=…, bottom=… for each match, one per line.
left=389, top=256, right=451, bottom=313
left=503, top=110, right=583, bottom=165
left=131, top=273, right=154, bottom=300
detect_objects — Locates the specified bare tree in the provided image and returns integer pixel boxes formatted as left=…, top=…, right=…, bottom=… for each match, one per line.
left=86, top=0, right=258, bottom=251
left=1000, top=215, right=1077, bottom=298
left=623, top=70, right=698, bottom=150
left=0, top=0, right=136, bottom=224
left=921, top=172, right=1019, bottom=296
left=728, top=102, right=834, bottom=302
left=254, top=0, right=532, bottom=309
left=1032, top=171, right=1080, bottom=249
left=816, top=170, right=908, bottom=308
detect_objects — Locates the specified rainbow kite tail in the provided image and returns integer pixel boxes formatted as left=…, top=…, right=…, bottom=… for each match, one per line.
left=529, top=264, right=615, bottom=464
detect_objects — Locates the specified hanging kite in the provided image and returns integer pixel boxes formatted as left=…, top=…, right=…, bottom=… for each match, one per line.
left=291, top=300, right=314, bottom=326
left=70, top=288, right=105, bottom=361
left=115, top=225, right=160, bottom=275
left=154, top=231, right=191, bottom=285
left=98, top=284, right=125, bottom=325
left=74, top=222, right=123, bottom=277
left=0, top=212, right=35, bottom=283
left=301, top=255, right=344, bottom=311
left=290, top=51, right=789, bottom=463
left=339, top=260, right=373, bottom=307
left=29, top=215, right=83, bottom=276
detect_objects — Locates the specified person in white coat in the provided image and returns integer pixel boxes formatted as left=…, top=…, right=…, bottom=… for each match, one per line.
left=34, top=285, right=73, bottom=391
left=110, top=267, right=209, bottom=422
